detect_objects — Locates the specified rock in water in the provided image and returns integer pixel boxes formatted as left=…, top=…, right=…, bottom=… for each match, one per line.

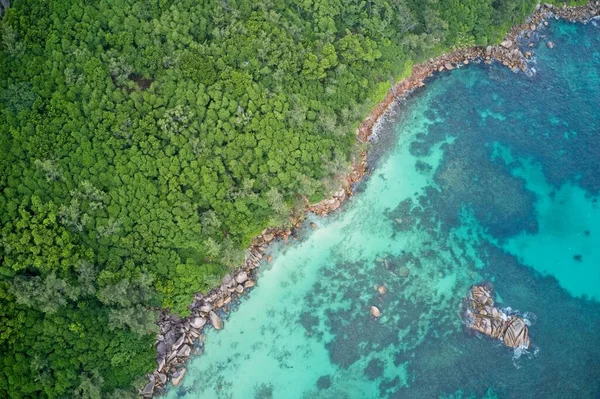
left=377, top=285, right=387, bottom=295
left=463, top=284, right=531, bottom=349
left=370, top=306, right=381, bottom=318
left=172, top=368, right=186, bottom=386
left=398, top=266, right=410, bottom=277
left=209, top=311, right=223, bottom=330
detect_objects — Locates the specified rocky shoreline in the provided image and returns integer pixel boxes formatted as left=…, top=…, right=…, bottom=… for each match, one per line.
left=141, top=2, right=600, bottom=397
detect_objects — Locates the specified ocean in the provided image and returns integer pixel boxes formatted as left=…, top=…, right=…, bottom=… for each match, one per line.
left=166, top=20, right=600, bottom=399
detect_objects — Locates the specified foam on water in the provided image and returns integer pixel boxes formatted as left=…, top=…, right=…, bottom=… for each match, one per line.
left=167, top=20, right=600, bottom=399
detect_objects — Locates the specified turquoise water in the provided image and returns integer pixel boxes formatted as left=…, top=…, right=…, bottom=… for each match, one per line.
left=167, top=21, right=600, bottom=398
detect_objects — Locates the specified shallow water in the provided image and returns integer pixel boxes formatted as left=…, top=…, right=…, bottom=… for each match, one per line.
left=167, top=21, right=600, bottom=399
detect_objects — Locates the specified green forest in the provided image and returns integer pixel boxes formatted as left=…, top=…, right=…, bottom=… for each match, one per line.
left=0, top=0, right=586, bottom=397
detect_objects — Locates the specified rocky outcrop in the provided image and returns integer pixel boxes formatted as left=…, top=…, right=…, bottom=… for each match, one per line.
left=463, top=284, right=530, bottom=349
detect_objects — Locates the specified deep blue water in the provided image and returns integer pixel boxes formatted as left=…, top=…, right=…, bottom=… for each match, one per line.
left=168, top=20, right=600, bottom=399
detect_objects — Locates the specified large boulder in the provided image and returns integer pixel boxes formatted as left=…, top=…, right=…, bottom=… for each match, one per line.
left=503, top=317, right=530, bottom=349
left=141, top=381, right=155, bottom=398
left=157, top=357, right=165, bottom=373
left=172, top=368, right=186, bottom=386
left=177, top=344, right=191, bottom=358
left=172, top=334, right=185, bottom=351
left=222, top=274, right=234, bottom=288
left=235, top=271, right=248, bottom=284
left=209, top=311, right=223, bottom=330
left=156, top=341, right=167, bottom=356
left=199, top=304, right=212, bottom=313
left=500, top=40, right=513, bottom=49
left=190, top=317, right=207, bottom=329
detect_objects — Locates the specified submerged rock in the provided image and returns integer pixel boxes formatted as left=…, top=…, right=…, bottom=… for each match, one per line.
left=370, top=306, right=381, bottom=318
left=398, top=266, right=410, bottom=277
left=463, top=284, right=530, bottom=349
left=377, top=285, right=387, bottom=295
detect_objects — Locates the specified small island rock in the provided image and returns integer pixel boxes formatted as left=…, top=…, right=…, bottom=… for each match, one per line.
left=463, top=284, right=530, bottom=349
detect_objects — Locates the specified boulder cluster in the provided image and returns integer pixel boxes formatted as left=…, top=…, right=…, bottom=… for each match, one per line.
left=463, top=284, right=530, bottom=349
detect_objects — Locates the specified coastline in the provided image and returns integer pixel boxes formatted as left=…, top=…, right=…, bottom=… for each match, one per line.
left=142, top=2, right=600, bottom=397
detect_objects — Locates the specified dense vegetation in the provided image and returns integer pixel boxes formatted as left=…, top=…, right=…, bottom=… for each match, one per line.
left=0, top=0, right=586, bottom=397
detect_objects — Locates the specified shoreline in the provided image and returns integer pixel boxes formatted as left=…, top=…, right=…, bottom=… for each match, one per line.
left=141, top=2, right=600, bottom=397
